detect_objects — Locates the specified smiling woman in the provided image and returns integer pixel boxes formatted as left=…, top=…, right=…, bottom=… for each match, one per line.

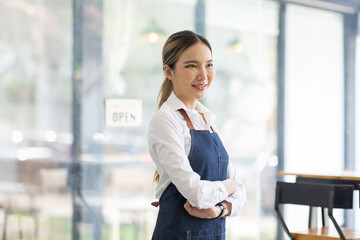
left=163, top=41, right=215, bottom=109
left=147, top=30, right=246, bottom=240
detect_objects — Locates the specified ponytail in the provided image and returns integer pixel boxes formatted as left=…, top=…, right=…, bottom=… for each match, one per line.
left=157, top=78, right=173, bottom=109
left=153, top=171, right=160, bottom=183
left=153, top=78, right=173, bottom=183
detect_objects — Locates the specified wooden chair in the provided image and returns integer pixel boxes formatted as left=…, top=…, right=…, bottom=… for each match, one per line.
left=275, top=181, right=360, bottom=240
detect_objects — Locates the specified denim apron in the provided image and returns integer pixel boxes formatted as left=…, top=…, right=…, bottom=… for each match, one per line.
left=152, top=109, right=229, bottom=240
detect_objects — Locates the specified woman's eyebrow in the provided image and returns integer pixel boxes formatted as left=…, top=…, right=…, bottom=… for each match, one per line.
left=183, top=59, right=213, bottom=64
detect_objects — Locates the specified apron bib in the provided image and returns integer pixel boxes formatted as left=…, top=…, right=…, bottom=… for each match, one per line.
left=152, top=109, right=229, bottom=240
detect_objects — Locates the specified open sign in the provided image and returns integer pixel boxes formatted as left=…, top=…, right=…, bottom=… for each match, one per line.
left=105, top=99, right=142, bottom=127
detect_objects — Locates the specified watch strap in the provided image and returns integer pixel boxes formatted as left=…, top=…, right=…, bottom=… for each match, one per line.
left=215, top=202, right=226, bottom=219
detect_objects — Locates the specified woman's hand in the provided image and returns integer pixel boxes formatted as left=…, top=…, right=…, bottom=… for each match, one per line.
left=183, top=200, right=221, bottom=219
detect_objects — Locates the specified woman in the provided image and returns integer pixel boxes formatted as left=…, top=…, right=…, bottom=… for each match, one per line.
left=148, top=30, right=246, bottom=240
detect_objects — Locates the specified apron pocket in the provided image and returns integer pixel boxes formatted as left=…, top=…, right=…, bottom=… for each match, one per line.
left=218, top=154, right=229, bottom=180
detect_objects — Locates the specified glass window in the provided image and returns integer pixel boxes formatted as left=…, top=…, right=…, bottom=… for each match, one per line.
left=206, top=0, right=278, bottom=239
left=355, top=28, right=360, bottom=230
left=285, top=5, right=344, bottom=173
left=284, top=4, right=345, bottom=231
left=0, top=0, right=72, bottom=239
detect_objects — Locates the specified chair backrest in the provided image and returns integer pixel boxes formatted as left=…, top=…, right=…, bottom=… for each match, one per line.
left=275, top=181, right=354, bottom=210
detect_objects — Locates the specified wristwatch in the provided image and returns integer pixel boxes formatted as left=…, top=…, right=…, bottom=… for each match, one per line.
left=215, top=202, right=226, bottom=219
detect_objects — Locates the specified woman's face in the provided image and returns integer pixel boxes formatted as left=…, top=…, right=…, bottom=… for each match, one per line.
left=164, top=42, right=215, bottom=109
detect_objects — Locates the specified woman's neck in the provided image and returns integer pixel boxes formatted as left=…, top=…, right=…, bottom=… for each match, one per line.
left=174, top=92, right=196, bottom=109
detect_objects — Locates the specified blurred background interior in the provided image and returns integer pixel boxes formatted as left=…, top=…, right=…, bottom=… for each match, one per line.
left=0, top=0, right=359, bottom=239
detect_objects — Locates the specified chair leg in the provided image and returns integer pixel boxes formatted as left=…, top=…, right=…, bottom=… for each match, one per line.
left=321, top=208, right=325, bottom=227
left=18, top=214, right=22, bottom=240
left=2, top=209, right=7, bottom=240
left=308, top=207, right=313, bottom=229
left=328, top=211, right=346, bottom=240
left=275, top=209, right=295, bottom=240
left=28, top=207, right=38, bottom=240
left=34, top=211, right=38, bottom=240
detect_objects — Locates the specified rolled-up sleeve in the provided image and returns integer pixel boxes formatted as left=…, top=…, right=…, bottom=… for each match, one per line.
left=224, top=161, right=246, bottom=217
left=148, top=112, right=229, bottom=209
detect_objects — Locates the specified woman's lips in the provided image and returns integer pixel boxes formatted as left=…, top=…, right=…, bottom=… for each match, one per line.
left=192, top=84, right=207, bottom=91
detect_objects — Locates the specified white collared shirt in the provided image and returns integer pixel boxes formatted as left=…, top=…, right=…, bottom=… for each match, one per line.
left=147, top=92, right=246, bottom=216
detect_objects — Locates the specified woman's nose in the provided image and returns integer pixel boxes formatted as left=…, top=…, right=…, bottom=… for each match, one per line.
left=197, top=68, right=207, bottom=81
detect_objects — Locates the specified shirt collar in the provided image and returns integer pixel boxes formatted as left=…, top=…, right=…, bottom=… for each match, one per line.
left=167, top=92, right=208, bottom=113
left=166, top=92, right=216, bottom=122
left=166, top=92, right=186, bottom=110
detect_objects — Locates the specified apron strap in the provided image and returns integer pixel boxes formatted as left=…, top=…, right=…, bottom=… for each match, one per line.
left=199, top=112, right=215, bottom=133
left=178, top=109, right=215, bottom=132
left=178, top=109, right=195, bottom=130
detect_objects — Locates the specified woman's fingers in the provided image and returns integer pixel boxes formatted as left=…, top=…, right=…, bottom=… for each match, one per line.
left=183, top=200, right=220, bottom=219
left=184, top=200, right=192, bottom=214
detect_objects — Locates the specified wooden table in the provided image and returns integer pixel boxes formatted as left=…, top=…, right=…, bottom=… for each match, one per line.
left=292, top=228, right=360, bottom=240
left=278, top=171, right=360, bottom=190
